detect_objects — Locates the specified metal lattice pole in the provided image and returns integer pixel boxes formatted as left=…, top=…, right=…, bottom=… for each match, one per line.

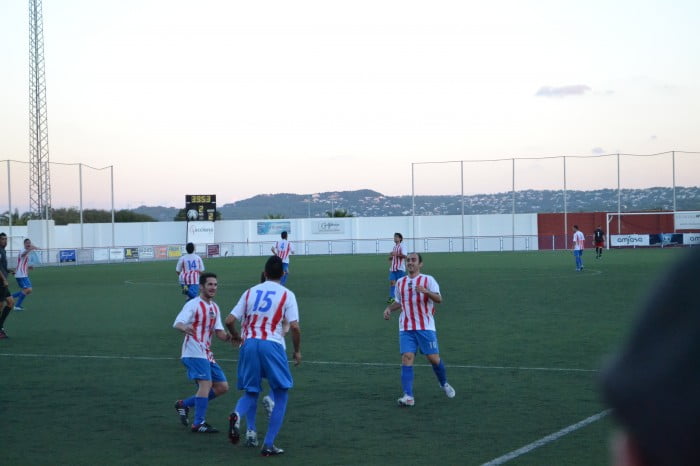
left=29, top=0, right=52, bottom=219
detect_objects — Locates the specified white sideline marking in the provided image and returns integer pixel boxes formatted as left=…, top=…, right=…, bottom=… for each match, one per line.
left=0, top=352, right=596, bottom=373
left=481, top=410, right=611, bottom=466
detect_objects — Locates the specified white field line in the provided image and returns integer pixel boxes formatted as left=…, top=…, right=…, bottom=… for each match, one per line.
left=481, top=410, right=611, bottom=466
left=0, top=352, right=596, bottom=373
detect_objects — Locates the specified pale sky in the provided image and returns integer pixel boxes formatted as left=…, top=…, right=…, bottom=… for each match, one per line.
left=1, top=0, right=699, bottom=210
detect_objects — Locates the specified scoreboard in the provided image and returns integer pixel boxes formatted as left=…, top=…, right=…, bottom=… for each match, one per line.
left=185, top=194, right=217, bottom=221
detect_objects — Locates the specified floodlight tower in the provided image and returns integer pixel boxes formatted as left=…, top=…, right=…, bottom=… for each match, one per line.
left=28, top=0, right=52, bottom=219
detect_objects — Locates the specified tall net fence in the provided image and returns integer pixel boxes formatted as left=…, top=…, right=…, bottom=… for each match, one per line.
left=0, top=160, right=113, bottom=223
left=413, top=151, right=700, bottom=216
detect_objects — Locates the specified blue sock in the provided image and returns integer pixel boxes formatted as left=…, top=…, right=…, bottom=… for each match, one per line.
left=401, top=365, right=414, bottom=396
left=11, top=292, right=22, bottom=299
left=263, top=389, right=288, bottom=448
left=244, top=392, right=259, bottom=431
left=208, top=388, right=217, bottom=401
left=183, top=395, right=196, bottom=407
left=390, top=285, right=396, bottom=298
left=432, top=360, right=447, bottom=386
left=235, top=392, right=259, bottom=430
left=280, top=273, right=288, bottom=286
left=16, top=294, right=26, bottom=306
left=193, top=396, right=208, bottom=426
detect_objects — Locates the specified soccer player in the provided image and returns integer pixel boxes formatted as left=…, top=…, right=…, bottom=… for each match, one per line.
left=383, top=252, right=455, bottom=406
left=0, top=232, right=15, bottom=339
left=173, top=272, right=232, bottom=433
left=11, top=238, right=39, bottom=311
left=271, top=231, right=294, bottom=286
left=572, top=225, right=585, bottom=271
left=387, top=232, right=408, bottom=303
left=175, top=242, right=205, bottom=300
left=593, top=225, right=605, bottom=259
left=225, top=255, right=301, bottom=456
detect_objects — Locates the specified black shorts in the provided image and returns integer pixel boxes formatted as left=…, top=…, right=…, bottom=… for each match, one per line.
left=0, top=285, right=10, bottom=300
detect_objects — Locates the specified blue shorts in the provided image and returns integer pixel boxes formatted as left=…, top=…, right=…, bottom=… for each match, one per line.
left=185, top=284, right=199, bottom=299
left=237, top=338, right=293, bottom=392
left=389, top=270, right=406, bottom=282
left=16, top=277, right=32, bottom=290
left=400, top=330, right=440, bottom=355
left=181, top=357, right=227, bottom=383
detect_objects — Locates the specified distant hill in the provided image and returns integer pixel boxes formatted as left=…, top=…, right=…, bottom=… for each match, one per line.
left=132, top=187, right=700, bottom=221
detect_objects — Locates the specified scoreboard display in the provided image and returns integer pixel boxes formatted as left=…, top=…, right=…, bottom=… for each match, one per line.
left=185, top=194, right=217, bottom=221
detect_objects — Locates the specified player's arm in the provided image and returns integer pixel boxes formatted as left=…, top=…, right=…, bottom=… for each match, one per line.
left=416, top=288, right=442, bottom=304
left=224, top=314, right=243, bottom=345
left=271, top=245, right=278, bottom=255
left=173, top=321, right=194, bottom=336
left=214, top=328, right=234, bottom=343
left=383, top=300, right=402, bottom=319
left=288, top=320, right=301, bottom=366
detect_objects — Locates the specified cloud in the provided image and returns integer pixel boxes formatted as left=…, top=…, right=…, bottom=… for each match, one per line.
left=535, top=85, right=591, bottom=98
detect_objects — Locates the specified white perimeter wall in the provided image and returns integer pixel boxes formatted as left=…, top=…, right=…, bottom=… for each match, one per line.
left=2, top=214, right=539, bottom=262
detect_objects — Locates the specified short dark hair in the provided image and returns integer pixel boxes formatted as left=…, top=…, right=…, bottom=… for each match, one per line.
left=281, top=231, right=288, bottom=240
left=199, top=272, right=217, bottom=286
left=408, top=252, right=422, bottom=263
left=394, top=232, right=403, bottom=241
left=265, top=255, right=284, bottom=280
left=573, top=225, right=579, bottom=230
left=0, top=232, right=6, bottom=238
left=186, top=242, right=195, bottom=254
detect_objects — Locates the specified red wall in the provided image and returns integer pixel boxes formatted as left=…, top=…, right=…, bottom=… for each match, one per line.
left=537, top=212, right=675, bottom=249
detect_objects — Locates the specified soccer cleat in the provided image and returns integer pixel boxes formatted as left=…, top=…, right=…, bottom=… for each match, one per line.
left=442, top=382, right=456, bottom=398
left=245, top=429, right=259, bottom=447
left=397, top=394, right=415, bottom=407
left=261, top=445, right=284, bottom=456
left=0, top=328, right=7, bottom=339
left=13, top=306, right=23, bottom=311
left=174, top=400, right=189, bottom=426
left=228, top=411, right=241, bottom=444
left=262, top=395, right=275, bottom=419
left=181, top=285, right=189, bottom=295
left=386, top=297, right=395, bottom=304
left=191, top=422, right=218, bottom=433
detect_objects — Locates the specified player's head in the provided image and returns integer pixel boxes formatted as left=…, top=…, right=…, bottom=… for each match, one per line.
left=406, top=252, right=423, bottom=274
left=281, top=231, right=288, bottom=240
left=186, top=242, right=195, bottom=254
left=573, top=225, right=579, bottom=231
left=394, top=232, right=403, bottom=243
left=264, top=255, right=284, bottom=281
left=600, top=248, right=700, bottom=465
left=199, top=272, right=218, bottom=299
left=0, top=232, right=6, bottom=247
left=260, top=271, right=266, bottom=283
left=24, top=238, right=31, bottom=248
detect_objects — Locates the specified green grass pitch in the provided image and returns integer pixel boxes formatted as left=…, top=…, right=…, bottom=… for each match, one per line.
left=0, top=248, right=686, bottom=465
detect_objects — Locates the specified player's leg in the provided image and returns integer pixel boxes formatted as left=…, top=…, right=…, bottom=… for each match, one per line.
left=259, top=340, right=293, bottom=454
left=13, top=278, right=31, bottom=309
left=280, top=263, right=289, bottom=285
left=231, top=339, right=264, bottom=444
left=420, top=331, right=455, bottom=398
left=0, top=292, right=14, bottom=338
left=398, top=331, right=418, bottom=404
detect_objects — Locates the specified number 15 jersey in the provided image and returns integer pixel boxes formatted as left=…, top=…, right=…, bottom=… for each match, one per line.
left=230, top=280, right=299, bottom=347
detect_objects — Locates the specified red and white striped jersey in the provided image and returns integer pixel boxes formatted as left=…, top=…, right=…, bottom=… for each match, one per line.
left=573, top=230, right=585, bottom=250
left=395, top=273, right=441, bottom=332
left=173, top=297, right=224, bottom=362
left=15, top=250, right=31, bottom=278
left=230, top=280, right=299, bottom=347
left=389, top=242, right=408, bottom=272
left=176, top=253, right=205, bottom=285
left=274, top=240, right=294, bottom=263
